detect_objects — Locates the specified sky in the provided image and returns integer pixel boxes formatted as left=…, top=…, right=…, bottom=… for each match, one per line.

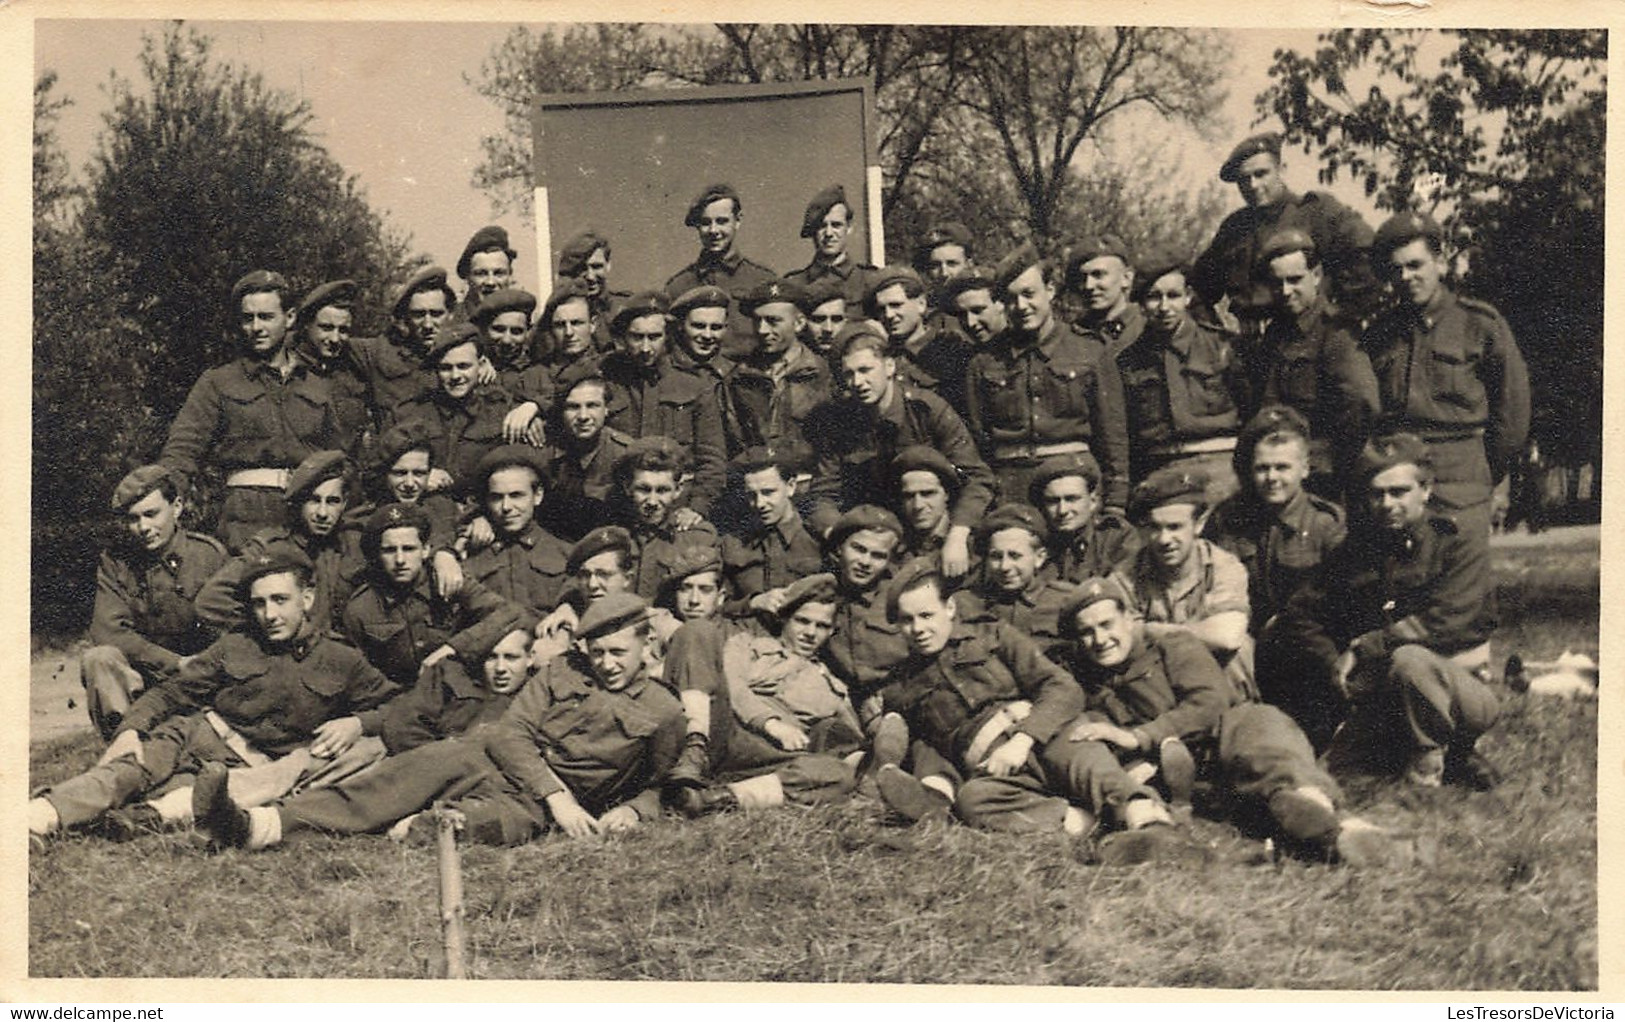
left=34, top=19, right=1380, bottom=297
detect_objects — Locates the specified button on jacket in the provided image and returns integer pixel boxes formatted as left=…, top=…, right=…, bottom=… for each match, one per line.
left=89, top=530, right=230, bottom=675
left=342, top=572, right=520, bottom=687
left=464, top=520, right=572, bottom=615
left=1206, top=488, right=1346, bottom=630
left=159, top=356, right=342, bottom=486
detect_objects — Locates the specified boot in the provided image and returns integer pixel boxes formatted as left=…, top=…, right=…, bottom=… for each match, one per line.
left=1268, top=785, right=1340, bottom=844
left=666, top=733, right=711, bottom=789
left=192, top=761, right=252, bottom=850
left=1159, top=736, right=1197, bottom=809
left=97, top=803, right=165, bottom=843
left=677, top=784, right=740, bottom=818
left=875, top=765, right=952, bottom=824
left=1444, top=742, right=1500, bottom=791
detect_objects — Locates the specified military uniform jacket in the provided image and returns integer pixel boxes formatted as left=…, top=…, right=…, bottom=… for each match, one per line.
left=625, top=517, right=721, bottom=603
left=341, top=571, right=521, bottom=687
left=897, top=322, right=974, bottom=422
left=193, top=525, right=365, bottom=637
left=390, top=384, right=514, bottom=497
left=954, top=578, right=1080, bottom=662
left=117, top=627, right=398, bottom=757
left=1075, top=306, right=1146, bottom=359
left=1297, top=512, right=1493, bottom=659
left=348, top=333, right=435, bottom=429
left=599, top=352, right=729, bottom=516
left=720, top=515, right=824, bottom=617
left=726, top=344, right=834, bottom=453
left=1043, top=514, right=1140, bottom=585
left=824, top=577, right=911, bottom=703
left=668, top=345, right=743, bottom=454
left=1113, top=538, right=1251, bottom=628
left=804, top=386, right=996, bottom=533
left=964, top=320, right=1131, bottom=510
left=1250, top=300, right=1379, bottom=465
left=538, top=427, right=635, bottom=542
left=159, top=355, right=343, bottom=485
left=493, top=351, right=557, bottom=412
left=587, top=288, right=633, bottom=355
left=89, top=530, right=230, bottom=676
left=304, top=342, right=374, bottom=451
left=883, top=622, right=1085, bottom=770
left=381, top=656, right=519, bottom=754
left=1073, top=629, right=1234, bottom=745
left=664, top=250, right=778, bottom=361
left=464, top=520, right=572, bottom=615
left=1115, top=319, right=1248, bottom=469
left=1206, top=489, right=1345, bottom=630
left=783, top=257, right=878, bottom=309
left=1362, top=289, right=1532, bottom=489
left=1191, top=190, right=1378, bottom=322
left=485, top=652, right=684, bottom=820
left=723, top=630, right=860, bottom=734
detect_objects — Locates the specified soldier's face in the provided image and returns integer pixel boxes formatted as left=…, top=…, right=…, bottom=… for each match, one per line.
left=815, top=204, right=851, bottom=260
left=436, top=341, right=481, bottom=400
left=753, top=302, right=804, bottom=358
left=577, top=550, right=633, bottom=601
left=1388, top=239, right=1447, bottom=309
left=985, top=528, right=1047, bottom=594
left=484, top=311, right=531, bottom=364
left=467, top=251, right=514, bottom=299
left=1041, top=475, right=1098, bottom=534
left=563, top=382, right=608, bottom=442
left=387, top=450, right=431, bottom=504
left=406, top=290, right=450, bottom=346
left=696, top=198, right=740, bottom=257
left=681, top=306, right=729, bottom=361
left=841, top=348, right=895, bottom=406
left=1077, top=256, right=1133, bottom=315
left=895, top=584, right=956, bottom=657
left=550, top=299, right=595, bottom=359
left=806, top=299, right=847, bottom=355
left=953, top=287, right=1007, bottom=343
left=587, top=623, right=647, bottom=692
left=485, top=466, right=542, bottom=537
left=743, top=467, right=797, bottom=529
left=628, top=469, right=682, bottom=528
left=1251, top=437, right=1310, bottom=508
left=483, top=629, right=533, bottom=696
left=781, top=600, right=837, bottom=659
left=898, top=470, right=950, bottom=537
left=304, top=305, right=353, bottom=361
left=1003, top=265, right=1054, bottom=335
left=874, top=284, right=926, bottom=341
left=249, top=571, right=314, bottom=644
left=1236, top=153, right=1286, bottom=208
left=1141, top=272, right=1192, bottom=334
left=1366, top=463, right=1432, bottom=531
left=580, top=248, right=611, bottom=297
left=377, top=526, right=427, bottom=585
left=299, top=477, right=347, bottom=538
left=623, top=313, right=669, bottom=369
left=1072, top=599, right=1136, bottom=669
left=123, top=488, right=182, bottom=552
left=240, top=291, right=292, bottom=357
left=925, top=244, right=969, bottom=285
left=837, top=528, right=898, bottom=589
left=1142, top=503, right=1202, bottom=572
left=675, top=570, right=724, bottom=622
left=1267, top=251, right=1322, bottom=317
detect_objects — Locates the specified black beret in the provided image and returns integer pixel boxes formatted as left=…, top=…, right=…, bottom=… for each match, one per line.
left=802, top=278, right=847, bottom=312
left=658, top=544, right=724, bottom=593
left=890, top=445, right=959, bottom=492
left=1372, top=211, right=1445, bottom=260
left=939, top=271, right=998, bottom=306
left=1219, top=132, right=1283, bottom=183
left=730, top=439, right=813, bottom=476
left=1062, top=574, right=1133, bottom=624
left=392, top=265, right=451, bottom=318
left=740, top=278, right=809, bottom=316
left=912, top=221, right=972, bottom=264
left=801, top=184, right=849, bottom=239
left=833, top=319, right=891, bottom=361
left=669, top=285, right=731, bottom=320
left=240, top=546, right=315, bottom=591
left=473, top=444, right=547, bottom=493
left=684, top=183, right=742, bottom=227
left=779, top=572, right=840, bottom=618
left=373, top=420, right=437, bottom=471
left=540, top=278, right=593, bottom=326
left=110, top=465, right=174, bottom=511
left=457, top=225, right=516, bottom=280
left=297, top=279, right=357, bottom=322
left=974, top=503, right=1049, bottom=550
left=285, top=450, right=349, bottom=503
left=568, top=526, right=635, bottom=575
left=1128, top=467, right=1208, bottom=523
left=610, top=291, right=670, bottom=335
left=864, top=265, right=926, bottom=311
left=1354, top=433, right=1434, bottom=482
left=824, top=504, right=903, bottom=554
left=1028, top=452, right=1103, bottom=505
left=1064, top=236, right=1133, bottom=291
left=361, top=502, right=432, bottom=548
left=558, top=231, right=608, bottom=277
left=425, top=321, right=482, bottom=364
left=1240, top=404, right=1311, bottom=449
left=231, top=269, right=288, bottom=306
left=1255, top=229, right=1317, bottom=268
left=1131, top=248, right=1192, bottom=301
left=577, top=592, right=649, bottom=642
left=992, top=242, right=1044, bottom=296
left=470, top=288, right=538, bottom=326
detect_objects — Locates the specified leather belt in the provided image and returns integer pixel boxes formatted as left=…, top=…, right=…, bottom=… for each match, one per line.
left=204, top=709, right=272, bottom=768
left=1147, top=435, right=1237, bottom=458
left=964, top=700, right=1033, bottom=765
left=992, top=440, right=1090, bottom=462
left=226, top=468, right=293, bottom=489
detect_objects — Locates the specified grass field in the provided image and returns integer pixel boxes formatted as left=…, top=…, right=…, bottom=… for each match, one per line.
left=27, top=537, right=1599, bottom=987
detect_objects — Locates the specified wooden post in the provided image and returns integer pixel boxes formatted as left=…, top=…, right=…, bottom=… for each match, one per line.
left=434, top=802, right=468, bottom=980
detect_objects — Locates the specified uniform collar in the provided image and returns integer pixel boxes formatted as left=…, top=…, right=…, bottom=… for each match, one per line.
left=1163, top=318, right=1198, bottom=359
left=497, top=521, right=542, bottom=550
left=1138, top=539, right=1211, bottom=605
left=695, top=249, right=744, bottom=273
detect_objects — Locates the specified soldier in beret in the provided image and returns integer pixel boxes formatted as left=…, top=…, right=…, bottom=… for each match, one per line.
left=533, top=279, right=605, bottom=391
left=454, top=224, right=518, bottom=323
left=556, top=230, right=629, bottom=354
left=886, top=445, right=965, bottom=572
left=468, top=288, right=552, bottom=446
left=801, top=278, right=850, bottom=370
left=964, top=242, right=1131, bottom=516
left=1116, top=249, right=1249, bottom=507
left=666, top=284, right=744, bottom=452
left=291, top=279, right=372, bottom=449
left=350, top=267, right=457, bottom=423
left=1191, top=131, right=1379, bottom=329
left=535, top=373, right=636, bottom=542
left=607, top=437, right=719, bottom=603
left=943, top=271, right=1008, bottom=347
left=726, top=277, right=834, bottom=455
left=954, top=504, right=1081, bottom=663
left=1065, top=235, right=1144, bottom=355
left=158, top=270, right=346, bottom=551
left=79, top=466, right=230, bottom=741
left=719, top=442, right=824, bottom=619
left=1205, top=407, right=1348, bottom=748
left=664, top=183, right=777, bottom=361
left=783, top=184, right=878, bottom=310
left=1029, top=451, right=1140, bottom=584
left=1362, top=211, right=1531, bottom=541
left=803, top=322, right=994, bottom=577
left=389, top=322, right=516, bottom=498
left=1285, top=434, right=1501, bottom=789
left=656, top=544, right=728, bottom=625
left=866, top=264, right=974, bottom=420
left=461, top=445, right=573, bottom=617
left=821, top=505, right=910, bottom=708
left=912, top=220, right=980, bottom=344
left=31, top=548, right=398, bottom=841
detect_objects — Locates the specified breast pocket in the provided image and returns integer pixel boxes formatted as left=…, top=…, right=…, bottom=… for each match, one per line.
left=979, top=370, right=1024, bottom=426
left=1180, top=363, right=1238, bottom=419
left=1272, top=353, right=1318, bottom=408
left=284, top=384, right=332, bottom=441
left=655, top=393, right=699, bottom=444
left=1427, top=342, right=1486, bottom=412
left=1039, top=363, right=1091, bottom=418
left=1121, top=366, right=1168, bottom=431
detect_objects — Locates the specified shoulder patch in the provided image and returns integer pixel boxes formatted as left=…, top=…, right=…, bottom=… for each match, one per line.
left=1456, top=296, right=1510, bottom=323
left=1306, top=494, right=1347, bottom=523
left=185, top=530, right=230, bottom=556
left=1428, top=514, right=1460, bottom=536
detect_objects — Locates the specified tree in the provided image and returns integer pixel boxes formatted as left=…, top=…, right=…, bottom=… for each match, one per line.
left=1256, top=29, right=1605, bottom=467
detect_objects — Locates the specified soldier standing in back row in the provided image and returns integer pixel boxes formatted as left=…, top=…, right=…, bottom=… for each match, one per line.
left=664, top=183, right=777, bottom=362
left=291, top=279, right=372, bottom=450
left=784, top=184, right=877, bottom=310
left=556, top=230, right=630, bottom=356
left=1065, top=235, right=1144, bottom=356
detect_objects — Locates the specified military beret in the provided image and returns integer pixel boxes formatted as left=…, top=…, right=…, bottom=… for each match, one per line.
left=1064, top=236, right=1133, bottom=290
left=833, top=319, right=891, bottom=361
left=239, top=546, right=315, bottom=591
left=470, top=288, right=538, bottom=326
left=1372, top=211, right=1444, bottom=259
left=611, top=291, right=670, bottom=334
left=974, top=503, right=1049, bottom=550
left=473, top=444, right=546, bottom=492
left=1028, top=451, right=1103, bottom=505
left=913, top=221, right=972, bottom=263
left=801, top=184, right=849, bottom=238
left=577, top=592, right=649, bottom=642
left=865, top=266, right=925, bottom=309
left=297, top=279, right=357, bottom=322
left=361, top=502, right=432, bottom=547
left=613, top=435, right=689, bottom=481
left=992, top=241, right=1044, bottom=296
left=1354, top=433, right=1433, bottom=482
left=1219, top=131, right=1283, bottom=183
left=1128, top=467, right=1208, bottom=522
left=425, top=321, right=482, bottom=364
left=802, top=278, right=847, bottom=312
left=824, top=504, right=903, bottom=554
left=884, top=558, right=949, bottom=623
left=111, top=465, right=174, bottom=511
left=890, top=445, right=959, bottom=492
left=730, top=439, right=813, bottom=476
left=373, top=419, right=437, bottom=470
left=540, top=278, right=593, bottom=326
left=1240, top=405, right=1311, bottom=449
left=567, top=526, right=635, bottom=575
left=670, top=285, right=731, bottom=320
left=658, top=544, right=724, bottom=593
left=392, top=265, right=451, bottom=318
left=285, top=450, right=349, bottom=504
left=231, top=269, right=289, bottom=306
left=684, top=183, right=742, bottom=228
left=558, top=231, right=608, bottom=277
left=1131, top=248, right=1191, bottom=301
left=939, top=271, right=998, bottom=306
left=1256, top=228, right=1317, bottom=268
left=1062, top=574, right=1133, bottom=624
left=779, top=572, right=840, bottom=618
left=740, top=278, right=809, bottom=316
left=456, top=225, right=517, bottom=280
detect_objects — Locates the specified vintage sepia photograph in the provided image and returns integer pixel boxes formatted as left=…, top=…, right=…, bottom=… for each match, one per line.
left=24, top=10, right=1604, bottom=990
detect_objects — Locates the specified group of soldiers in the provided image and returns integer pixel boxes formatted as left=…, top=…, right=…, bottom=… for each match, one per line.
left=31, top=131, right=1531, bottom=868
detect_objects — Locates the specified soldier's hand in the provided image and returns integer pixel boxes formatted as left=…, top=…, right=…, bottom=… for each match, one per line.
left=598, top=805, right=641, bottom=833
left=421, top=644, right=456, bottom=673
left=763, top=718, right=809, bottom=752
left=475, top=356, right=498, bottom=386
left=1069, top=720, right=1139, bottom=749
left=941, top=527, right=972, bottom=579
left=538, top=604, right=578, bottom=641
left=1332, top=649, right=1358, bottom=701
left=464, top=516, right=495, bottom=552
left=310, top=715, right=363, bottom=758
left=750, top=588, right=789, bottom=616
left=545, top=791, right=600, bottom=838
left=980, top=732, right=1034, bottom=778
left=502, top=402, right=540, bottom=444
left=97, top=729, right=145, bottom=767
left=524, top=418, right=546, bottom=448
left=426, top=468, right=455, bottom=493
left=431, top=551, right=465, bottom=598
left=670, top=507, right=704, bottom=531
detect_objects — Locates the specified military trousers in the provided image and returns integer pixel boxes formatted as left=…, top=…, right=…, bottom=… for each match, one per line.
left=954, top=730, right=1156, bottom=833
left=1331, top=643, right=1500, bottom=768
left=78, top=646, right=151, bottom=742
